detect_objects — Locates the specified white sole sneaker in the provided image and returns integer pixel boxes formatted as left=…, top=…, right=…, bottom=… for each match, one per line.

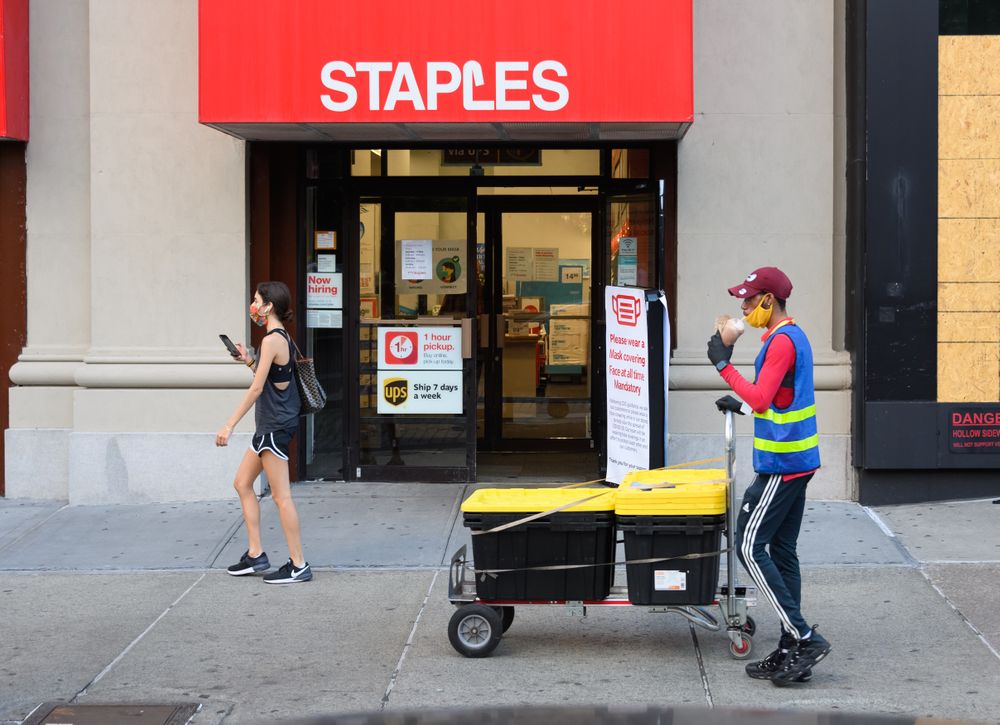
left=227, top=566, right=265, bottom=576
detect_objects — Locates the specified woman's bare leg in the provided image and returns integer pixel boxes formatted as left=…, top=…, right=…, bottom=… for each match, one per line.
left=234, top=449, right=265, bottom=556
left=261, top=450, right=305, bottom=567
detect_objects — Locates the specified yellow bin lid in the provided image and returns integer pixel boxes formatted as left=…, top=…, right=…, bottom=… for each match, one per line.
left=461, top=487, right=616, bottom=513
left=615, top=469, right=728, bottom=516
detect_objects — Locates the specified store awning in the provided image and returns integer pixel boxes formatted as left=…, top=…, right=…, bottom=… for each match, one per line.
left=199, top=0, right=692, bottom=142
left=0, top=0, right=28, bottom=141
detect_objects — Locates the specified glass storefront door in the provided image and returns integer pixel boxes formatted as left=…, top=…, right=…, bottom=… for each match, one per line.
left=478, top=198, right=599, bottom=451
left=300, top=145, right=670, bottom=482
left=349, top=194, right=478, bottom=482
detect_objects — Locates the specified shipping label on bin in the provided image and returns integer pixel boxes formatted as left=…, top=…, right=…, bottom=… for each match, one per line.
left=654, top=570, right=687, bottom=591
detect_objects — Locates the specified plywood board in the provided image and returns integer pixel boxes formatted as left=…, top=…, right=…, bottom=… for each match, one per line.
left=940, top=36, right=1000, bottom=96
left=938, top=312, right=1000, bottom=343
left=938, top=282, right=1000, bottom=312
left=938, top=342, right=1000, bottom=402
left=939, top=159, right=1000, bottom=218
left=939, top=95, right=1000, bottom=160
left=938, top=219, right=1000, bottom=282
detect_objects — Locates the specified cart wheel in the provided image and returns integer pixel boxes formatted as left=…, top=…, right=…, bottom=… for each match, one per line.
left=449, top=604, right=503, bottom=658
left=743, top=615, right=756, bottom=636
left=493, top=606, right=515, bottom=633
left=729, top=633, right=753, bottom=659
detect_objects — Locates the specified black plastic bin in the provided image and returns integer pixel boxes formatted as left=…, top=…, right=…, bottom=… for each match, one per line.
left=618, top=514, right=726, bottom=605
left=463, top=510, right=616, bottom=601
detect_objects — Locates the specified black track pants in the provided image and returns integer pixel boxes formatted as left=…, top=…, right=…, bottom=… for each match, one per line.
left=735, top=472, right=814, bottom=640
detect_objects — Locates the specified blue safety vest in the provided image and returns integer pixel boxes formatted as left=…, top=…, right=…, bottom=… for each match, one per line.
left=752, top=323, right=821, bottom=474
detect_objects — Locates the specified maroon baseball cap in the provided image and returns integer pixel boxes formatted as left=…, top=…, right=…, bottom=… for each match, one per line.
left=728, top=267, right=793, bottom=299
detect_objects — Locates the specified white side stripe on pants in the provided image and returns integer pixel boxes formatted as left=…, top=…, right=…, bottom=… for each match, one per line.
left=741, top=473, right=803, bottom=640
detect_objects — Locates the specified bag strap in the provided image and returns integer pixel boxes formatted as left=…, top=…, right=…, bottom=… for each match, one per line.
left=274, top=328, right=303, bottom=362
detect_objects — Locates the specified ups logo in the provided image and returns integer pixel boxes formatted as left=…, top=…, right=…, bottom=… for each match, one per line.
left=383, top=378, right=408, bottom=407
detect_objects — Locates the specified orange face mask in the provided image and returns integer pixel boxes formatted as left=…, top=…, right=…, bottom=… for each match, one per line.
left=744, top=295, right=774, bottom=329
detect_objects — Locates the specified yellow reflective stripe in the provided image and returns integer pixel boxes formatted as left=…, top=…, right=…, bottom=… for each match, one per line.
left=753, top=404, right=817, bottom=424
left=753, top=434, right=820, bottom=454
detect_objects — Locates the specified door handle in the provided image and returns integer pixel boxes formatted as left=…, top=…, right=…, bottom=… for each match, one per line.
left=461, top=318, right=472, bottom=359
left=496, top=315, right=505, bottom=349
left=478, top=314, right=489, bottom=347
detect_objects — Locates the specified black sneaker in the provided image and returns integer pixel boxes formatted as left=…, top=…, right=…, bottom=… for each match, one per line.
left=263, top=559, right=313, bottom=584
left=227, top=550, right=270, bottom=576
left=745, top=634, right=812, bottom=682
left=771, top=626, right=831, bottom=687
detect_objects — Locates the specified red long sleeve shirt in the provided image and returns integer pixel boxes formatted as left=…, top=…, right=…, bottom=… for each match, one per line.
left=720, top=323, right=795, bottom=413
left=719, top=319, right=815, bottom=480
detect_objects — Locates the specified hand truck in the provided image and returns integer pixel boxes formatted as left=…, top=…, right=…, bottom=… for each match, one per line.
left=446, top=410, right=756, bottom=658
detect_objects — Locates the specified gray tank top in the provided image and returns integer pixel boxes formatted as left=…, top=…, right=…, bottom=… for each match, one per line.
left=254, top=329, right=301, bottom=434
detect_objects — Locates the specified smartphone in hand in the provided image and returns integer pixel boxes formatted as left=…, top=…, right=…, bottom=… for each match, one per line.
left=219, top=334, right=241, bottom=359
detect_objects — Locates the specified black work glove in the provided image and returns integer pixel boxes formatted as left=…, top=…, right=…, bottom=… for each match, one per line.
left=707, top=331, right=734, bottom=371
left=715, top=395, right=746, bottom=415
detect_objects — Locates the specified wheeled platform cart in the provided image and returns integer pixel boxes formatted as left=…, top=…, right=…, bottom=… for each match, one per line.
left=447, top=410, right=756, bottom=658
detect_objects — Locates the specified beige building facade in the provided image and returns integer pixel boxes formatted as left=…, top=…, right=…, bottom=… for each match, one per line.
left=5, top=0, right=852, bottom=503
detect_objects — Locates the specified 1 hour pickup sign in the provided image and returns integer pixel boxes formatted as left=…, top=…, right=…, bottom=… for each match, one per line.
left=378, top=328, right=462, bottom=369
left=377, top=327, right=463, bottom=414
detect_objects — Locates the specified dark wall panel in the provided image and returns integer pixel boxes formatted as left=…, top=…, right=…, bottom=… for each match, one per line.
left=864, top=0, right=938, bottom=402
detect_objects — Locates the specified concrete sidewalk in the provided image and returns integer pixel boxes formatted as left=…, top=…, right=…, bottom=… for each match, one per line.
left=1, top=485, right=998, bottom=724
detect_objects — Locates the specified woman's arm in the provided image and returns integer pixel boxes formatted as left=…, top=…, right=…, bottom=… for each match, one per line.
left=215, top=335, right=278, bottom=447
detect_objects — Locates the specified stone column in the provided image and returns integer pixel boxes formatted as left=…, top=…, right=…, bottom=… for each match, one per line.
left=8, top=0, right=254, bottom=503
left=669, top=0, right=852, bottom=499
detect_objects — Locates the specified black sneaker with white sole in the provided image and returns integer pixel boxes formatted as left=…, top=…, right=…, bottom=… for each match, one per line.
left=227, top=550, right=270, bottom=576
left=745, top=633, right=812, bottom=682
left=771, top=626, right=831, bottom=687
left=263, top=559, right=313, bottom=584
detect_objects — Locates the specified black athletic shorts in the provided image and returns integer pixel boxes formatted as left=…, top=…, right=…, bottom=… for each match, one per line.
left=251, top=429, right=295, bottom=461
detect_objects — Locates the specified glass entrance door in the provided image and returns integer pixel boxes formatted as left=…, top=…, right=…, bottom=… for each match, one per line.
left=349, top=194, right=478, bottom=482
left=478, top=199, right=598, bottom=450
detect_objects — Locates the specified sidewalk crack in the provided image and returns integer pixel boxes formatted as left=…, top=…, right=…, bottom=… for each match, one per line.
left=0, top=504, right=68, bottom=556
left=70, top=572, right=207, bottom=702
left=689, top=622, right=714, bottom=708
left=380, top=570, right=439, bottom=711
left=919, top=567, right=1000, bottom=663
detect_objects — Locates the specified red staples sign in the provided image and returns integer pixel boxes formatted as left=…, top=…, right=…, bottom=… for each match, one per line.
left=0, top=0, right=29, bottom=140
left=198, top=0, right=692, bottom=125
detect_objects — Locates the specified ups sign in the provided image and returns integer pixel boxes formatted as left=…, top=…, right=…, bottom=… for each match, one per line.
left=383, top=378, right=408, bottom=407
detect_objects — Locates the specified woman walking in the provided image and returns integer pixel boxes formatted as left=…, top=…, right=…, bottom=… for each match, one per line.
left=215, top=281, right=312, bottom=584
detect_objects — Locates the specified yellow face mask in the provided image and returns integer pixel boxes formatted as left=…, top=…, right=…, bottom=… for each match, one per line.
left=744, top=295, right=774, bottom=329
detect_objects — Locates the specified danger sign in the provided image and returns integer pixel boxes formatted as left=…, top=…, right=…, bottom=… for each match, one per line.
left=947, top=407, right=1000, bottom=454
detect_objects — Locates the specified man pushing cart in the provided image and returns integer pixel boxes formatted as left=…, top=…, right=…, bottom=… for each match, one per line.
left=708, top=266, right=833, bottom=686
